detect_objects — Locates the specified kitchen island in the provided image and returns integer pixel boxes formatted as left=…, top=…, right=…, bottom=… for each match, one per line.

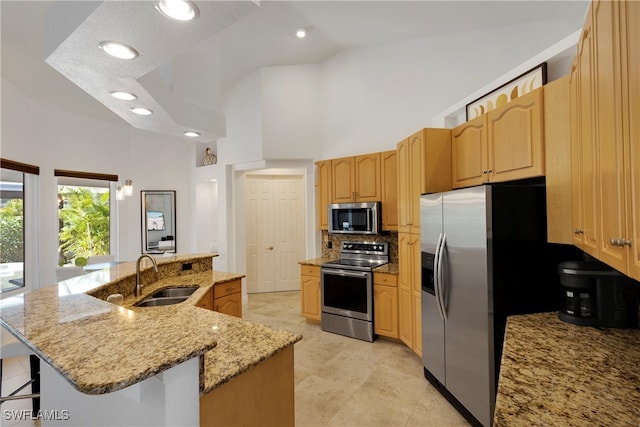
left=0, top=254, right=301, bottom=426
left=493, top=312, right=640, bottom=426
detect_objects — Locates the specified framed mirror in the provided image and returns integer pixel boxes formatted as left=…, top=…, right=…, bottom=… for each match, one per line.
left=141, top=190, right=176, bottom=254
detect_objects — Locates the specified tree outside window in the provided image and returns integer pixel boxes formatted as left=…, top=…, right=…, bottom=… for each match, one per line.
left=57, top=185, right=110, bottom=266
left=0, top=168, right=25, bottom=292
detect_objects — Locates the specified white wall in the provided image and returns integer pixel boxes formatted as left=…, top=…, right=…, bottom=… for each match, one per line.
left=1, top=79, right=196, bottom=287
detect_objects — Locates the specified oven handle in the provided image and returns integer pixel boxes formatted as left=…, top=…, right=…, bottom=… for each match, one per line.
left=321, top=268, right=370, bottom=278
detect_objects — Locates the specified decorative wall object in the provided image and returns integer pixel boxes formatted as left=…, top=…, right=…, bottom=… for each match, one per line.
left=466, top=62, right=547, bottom=120
left=141, top=190, right=176, bottom=254
left=203, top=147, right=217, bottom=166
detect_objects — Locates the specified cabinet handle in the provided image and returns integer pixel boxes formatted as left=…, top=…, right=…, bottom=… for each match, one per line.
left=623, top=239, right=632, bottom=247
left=611, top=238, right=632, bottom=247
left=574, top=229, right=584, bottom=235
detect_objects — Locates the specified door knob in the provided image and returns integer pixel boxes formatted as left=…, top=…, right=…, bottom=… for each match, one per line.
left=267, top=246, right=274, bottom=250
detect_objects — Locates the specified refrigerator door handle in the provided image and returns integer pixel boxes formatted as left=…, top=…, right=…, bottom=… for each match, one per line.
left=434, top=233, right=445, bottom=321
left=438, top=233, right=448, bottom=322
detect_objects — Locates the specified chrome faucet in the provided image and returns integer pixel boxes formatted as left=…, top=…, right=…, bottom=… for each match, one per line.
left=135, top=254, right=158, bottom=297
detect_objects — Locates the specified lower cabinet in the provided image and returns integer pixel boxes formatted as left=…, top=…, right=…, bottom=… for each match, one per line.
left=373, top=272, right=398, bottom=338
left=398, top=232, right=422, bottom=356
left=197, top=280, right=243, bottom=318
left=300, top=265, right=321, bottom=321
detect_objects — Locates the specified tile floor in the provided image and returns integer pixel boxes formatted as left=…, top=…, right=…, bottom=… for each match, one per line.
left=1, top=290, right=469, bottom=427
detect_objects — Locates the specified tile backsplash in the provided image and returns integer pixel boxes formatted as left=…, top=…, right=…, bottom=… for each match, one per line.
left=322, top=231, right=398, bottom=263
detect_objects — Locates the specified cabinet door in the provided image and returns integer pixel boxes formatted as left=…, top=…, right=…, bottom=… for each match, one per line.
left=621, top=0, right=640, bottom=280
left=316, top=160, right=332, bottom=230
left=397, top=139, right=412, bottom=233
left=214, top=293, right=242, bottom=318
left=380, top=150, right=399, bottom=231
left=397, top=233, right=415, bottom=348
left=196, top=288, right=213, bottom=311
left=411, top=233, right=422, bottom=356
left=593, top=0, right=627, bottom=271
left=452, top=115, right=487, bottom=188
left=487, top=88, right=544, bottom=183
left=544, top=75, right=573, bottom=244
left=408, top=133, right=423, bottom=234
left=578, top=9, right=600, bottom=257
left=332, top=157, right=355, bottom=203
left=355, top=153, right=381, bottom=202
left=423, top=128, right=453, bottom=194
left=300, top=270, right=321, bottom=321
left=374, top=285, right=398, bottom=338
left=570, top=58, right=586, bottom=248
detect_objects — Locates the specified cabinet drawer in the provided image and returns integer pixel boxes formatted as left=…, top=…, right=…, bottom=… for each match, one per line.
left=214, top=279, right=241, bottom=298
left=374, top=272, right=397, bottom=287
left=300, top=265, right=320, bottom=277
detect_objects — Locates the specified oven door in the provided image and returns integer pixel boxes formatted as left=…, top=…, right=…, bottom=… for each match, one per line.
left=321, top=267, right=373, bottom=321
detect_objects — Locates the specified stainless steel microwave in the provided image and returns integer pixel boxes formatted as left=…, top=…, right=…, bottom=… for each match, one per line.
left=328, top=202, right=381, bottom=235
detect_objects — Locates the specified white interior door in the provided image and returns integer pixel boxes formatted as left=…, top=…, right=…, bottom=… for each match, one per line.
left=246, top=175, right=305, bottom=293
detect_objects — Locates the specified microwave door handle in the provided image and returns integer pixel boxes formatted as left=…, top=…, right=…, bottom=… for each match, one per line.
left=434, top=233, right=445, bottom=321
left=438, top=233, right=448, bottom=322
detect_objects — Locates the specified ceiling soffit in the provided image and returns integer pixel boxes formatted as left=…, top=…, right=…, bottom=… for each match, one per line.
left=44, top=1, right=259, bottom=143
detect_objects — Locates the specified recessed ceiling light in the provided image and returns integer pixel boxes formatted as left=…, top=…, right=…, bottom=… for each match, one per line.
left=296, top=28, right=307, bottom=39
left=110, top=91, right=137, bottom=101
left=129, top=107, right=153, bottom=115
left=183, top=131, right=200, bottom=137
left=156, top=0, right=198, bottom=21
left=98, top=41, right=139, bottom=60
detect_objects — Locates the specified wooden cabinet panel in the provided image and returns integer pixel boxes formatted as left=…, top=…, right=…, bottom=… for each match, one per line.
left=578, top=10, right=600, bottom=257
left=593, top=0, right=627, bottom=272
left=214, top=293, right=242, bottom=318
left=570, top=58, right=586, bottom=249
left=380, top=150, right=399, bottom=231
left=544, top=75, right=573, bottom=244
left=214, top=280, right=242, bottom=298
left=374, top=272, right=397, bottom=287
left=397, top=232, right=421, bottom=354
left=397, top=139, right=412, bottom=234
left=374, top=285, right=398, bottom=338
left=300, top=266, right=321, bottom=321
left=196, top=288, right=213, bottom=311
left=315, top=160, right=332, bottom=230
left=423, top=128, right=452, bottom=194
left=355, top=153, right=381, bottom=202
left=332, top=156, right=356, bottom=203
left=452, top=115, right=487, bottom=188
left=487, top=88, right=544, bottom=182
left=622, top=0, right=640, bottom=280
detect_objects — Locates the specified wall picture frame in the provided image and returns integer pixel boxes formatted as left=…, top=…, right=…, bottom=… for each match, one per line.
left=466, top=62, right=547, bottom=121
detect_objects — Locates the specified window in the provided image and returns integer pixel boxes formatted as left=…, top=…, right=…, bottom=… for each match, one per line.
left=1, top=159, right=39, bottom=294
left=55, top=170, right=118, bottom=267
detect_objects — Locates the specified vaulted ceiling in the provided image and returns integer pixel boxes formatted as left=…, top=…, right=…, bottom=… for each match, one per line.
left=1, top=1, right=588, bottom=142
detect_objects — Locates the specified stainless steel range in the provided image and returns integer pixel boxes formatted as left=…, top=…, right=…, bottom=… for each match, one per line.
left=320, top=241, right=389, bottom=342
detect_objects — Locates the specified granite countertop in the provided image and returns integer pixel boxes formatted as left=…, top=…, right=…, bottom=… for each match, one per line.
left=494, top=312, right=640, bottom=427
left=0, top=254, right=302, bottom=396
left=298, top=257, right=335, bottom=267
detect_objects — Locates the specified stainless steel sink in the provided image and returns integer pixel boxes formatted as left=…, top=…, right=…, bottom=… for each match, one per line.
left=134, top=285, right=199, bottom=307
left=148, top=285, right=199, bottom=298
left=134, top=296, right=189, bottom=307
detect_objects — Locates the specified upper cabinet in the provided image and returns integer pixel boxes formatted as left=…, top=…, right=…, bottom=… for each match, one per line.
left=332, top=153, right=381, bottom=203
left=570, top=0, right=639, bottom=281
left=380, top=150, right=399, bottom=231
left=315, top=160, right=332, bottom=230
left=452, top=88, right=544, bottom=189
left=398, top=128, right=451, bottom=234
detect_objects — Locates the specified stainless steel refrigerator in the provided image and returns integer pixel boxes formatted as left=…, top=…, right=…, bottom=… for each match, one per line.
left=420, top=183, right=580, bottom=427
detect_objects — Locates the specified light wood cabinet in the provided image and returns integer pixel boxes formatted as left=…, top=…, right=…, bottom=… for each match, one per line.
left=569, top=0, right=639, bottom=281
left=570, top=57, right=585, bottom=249
left=331, top=153, right=381, bottom=203
left=452, top=115, right=487, bottom=188
left=300, top=265, right=321, bottom=321
left=453, top=88, right=544, bottom=189
left=544, top=75, right=573, bottom=244
left=380, top=150, right=399, bottom=231
left=398, top=128, right=451, bottom=234
left=487, top=88, right=545, bottom=182
left=397, top=232, right=421, bottom=355
left=196, top=288, right=214, bottom=311
left=213, top=279, right=242, bottom=318
left=373, top=272, right=398, bottom=338
left=315, top=160, right=332, bottom=230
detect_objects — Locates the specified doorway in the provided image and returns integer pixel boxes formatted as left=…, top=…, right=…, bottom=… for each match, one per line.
left=245, top=175, right=305, bottom=293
